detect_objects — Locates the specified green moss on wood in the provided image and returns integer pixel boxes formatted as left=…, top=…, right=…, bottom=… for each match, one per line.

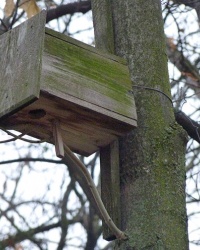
left=42, top=33, right=137, bottom=119
left=91, top=0, right=189, bottom=248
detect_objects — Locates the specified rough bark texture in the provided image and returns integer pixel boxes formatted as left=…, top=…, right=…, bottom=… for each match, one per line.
left=92, top=0, right=189, bottom=249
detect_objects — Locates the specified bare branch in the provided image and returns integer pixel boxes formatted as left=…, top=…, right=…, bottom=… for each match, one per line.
left=46, top=1, right=91, bottom=23
left=0, top=157, right=63, bottom=165
left=0, top=221, right=61, bottom=248
left=175, top=110, right=200, bottom=143
left=171, top=0, right=200, bottom=21
left=57, top=179, right=74, bottom=250
left=166, top=38, right=200, bottom=88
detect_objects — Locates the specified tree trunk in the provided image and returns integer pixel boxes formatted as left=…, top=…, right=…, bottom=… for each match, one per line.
left=92, top=0, right=189, bottom=249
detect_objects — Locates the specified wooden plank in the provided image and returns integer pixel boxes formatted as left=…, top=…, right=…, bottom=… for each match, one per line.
left=0, top=11, right=46, bottom=119
left=92, top=0, right=128, bottom=240
left=41, top=28, right=137, bottom=126
left=1, top=92, right=134, bottom=156
left=100, top=140, right=121, bottom=240
left=45, top=28, right=121, bottom=63
left=91, top=0, right=115, bottom=53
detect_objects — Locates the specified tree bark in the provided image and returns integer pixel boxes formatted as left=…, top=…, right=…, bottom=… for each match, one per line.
left=92, top=0, right=189, bottom=249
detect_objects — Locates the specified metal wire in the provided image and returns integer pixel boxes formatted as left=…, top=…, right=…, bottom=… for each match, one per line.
left=130, top=85, right=173, bottom=104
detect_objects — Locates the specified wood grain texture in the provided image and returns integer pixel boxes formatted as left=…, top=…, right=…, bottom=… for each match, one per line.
left=91, top=0, right=128, bottom=240
left=0, top=12, right=137, bottom=156
left=1, top=92, right=134, bottom=155
left=42, top=28, right=137, bottom=126
left=91, top=0, right=115, bottom=53
left=100, top=140, right=121, bottom=240
left=0, top=10, right=46, bottom=119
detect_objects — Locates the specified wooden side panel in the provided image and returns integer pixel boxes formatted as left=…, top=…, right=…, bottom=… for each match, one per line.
left=0, top=11, right=46, bottom=119
left=0, top=92, right=133, bottom=156
left=92, top=0, right=126, bottom=241
left=100, top=140, right=121, bottom=240
left=41, top=28, right=137, bottom=127
left=91, top=0, right=115, bottom=53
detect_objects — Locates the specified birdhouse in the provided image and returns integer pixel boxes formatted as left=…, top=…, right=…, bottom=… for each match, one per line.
left=0, top=11, right=137, bottom=156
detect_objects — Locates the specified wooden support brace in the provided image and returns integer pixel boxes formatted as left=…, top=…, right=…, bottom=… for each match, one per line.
left=100, top=139, right=121, bottom=241
left=53, top=120, right=64, bottom=158
left=51, top=120, right=126, bottom=240
left=63, top=142, right=127, bottom=240
left=91, top=1, right=125, bottom=240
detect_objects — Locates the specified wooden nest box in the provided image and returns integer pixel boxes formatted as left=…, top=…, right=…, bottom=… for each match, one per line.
left=0, top=11, right=137, bottom=156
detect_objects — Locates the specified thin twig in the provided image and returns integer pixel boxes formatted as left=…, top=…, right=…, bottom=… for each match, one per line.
left=0, top=158, right=63, bottom=165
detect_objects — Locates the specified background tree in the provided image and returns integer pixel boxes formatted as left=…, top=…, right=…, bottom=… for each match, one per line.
left=0, top=0, right=200, bottom=249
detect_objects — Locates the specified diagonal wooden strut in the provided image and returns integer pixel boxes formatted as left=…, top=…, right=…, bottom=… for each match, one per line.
left=52, top=121, right=127, bottom=240
left=63, top=143, right=127, bottom=240
left=53, top=120, right=64, bottom=158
